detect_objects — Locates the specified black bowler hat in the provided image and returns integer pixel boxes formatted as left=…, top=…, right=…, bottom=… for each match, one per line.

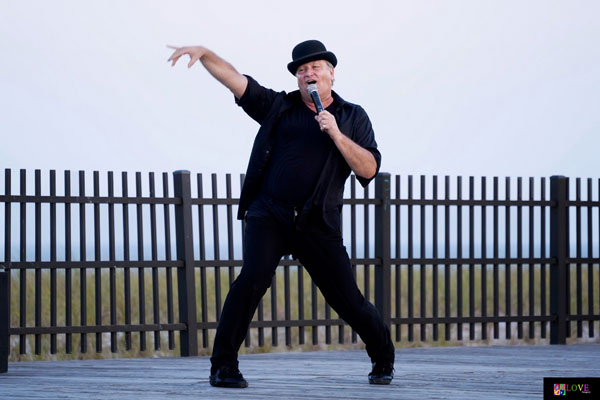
left=287, top=40, right=337, bottom=75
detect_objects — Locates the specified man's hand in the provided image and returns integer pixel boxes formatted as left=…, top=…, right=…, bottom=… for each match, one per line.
left=167, top=45, right=248, bottom=99
left=315, top=110, right=341, bottom=139
left=167, top=45, right=209, bottom=68
left=315, top=111, right=377, bottom=179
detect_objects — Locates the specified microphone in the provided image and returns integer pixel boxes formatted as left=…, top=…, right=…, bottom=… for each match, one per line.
left=307, top=83, right=324, bottom=113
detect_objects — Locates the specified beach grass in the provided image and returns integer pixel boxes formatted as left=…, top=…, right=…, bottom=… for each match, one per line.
left=7, top=262, right=600, bottom=361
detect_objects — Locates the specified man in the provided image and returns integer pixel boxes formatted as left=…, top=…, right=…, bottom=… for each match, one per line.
left=168, top=40, right=395, bottom=388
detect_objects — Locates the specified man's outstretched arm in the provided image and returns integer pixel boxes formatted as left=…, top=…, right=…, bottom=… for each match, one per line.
left=168, top=45, right=248, bottom=99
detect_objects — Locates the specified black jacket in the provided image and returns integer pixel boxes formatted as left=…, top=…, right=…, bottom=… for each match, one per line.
left=236, top=75, right=381, bottom=232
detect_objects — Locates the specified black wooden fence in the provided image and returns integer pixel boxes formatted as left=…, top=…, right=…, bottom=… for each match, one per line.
left=1, top=169, right=599, bottom=369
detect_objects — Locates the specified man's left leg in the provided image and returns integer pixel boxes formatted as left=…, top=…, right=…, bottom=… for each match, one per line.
left=293, top=230, right=395, bottom=383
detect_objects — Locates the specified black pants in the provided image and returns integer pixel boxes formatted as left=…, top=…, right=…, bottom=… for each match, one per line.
left=210, top=212, right=395, bottom=370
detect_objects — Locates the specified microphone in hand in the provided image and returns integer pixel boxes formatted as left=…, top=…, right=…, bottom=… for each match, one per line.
left=307, top=83, right=324, bottom=113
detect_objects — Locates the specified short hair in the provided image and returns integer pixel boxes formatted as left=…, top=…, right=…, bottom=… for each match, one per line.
left=326, top=62, right=335, bottom=86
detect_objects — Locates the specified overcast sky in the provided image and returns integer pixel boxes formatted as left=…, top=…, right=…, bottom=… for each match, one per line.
left=1, top=0, right=599, bottom=186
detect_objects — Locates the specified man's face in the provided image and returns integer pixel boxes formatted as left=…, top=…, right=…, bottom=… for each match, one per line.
left=296, top=59, right=335, bottom=99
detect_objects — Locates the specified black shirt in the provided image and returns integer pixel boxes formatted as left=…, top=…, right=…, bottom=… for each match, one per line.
left=260, top=98, right=337, bottom=207
left=235, top=75, right=381, bottom=233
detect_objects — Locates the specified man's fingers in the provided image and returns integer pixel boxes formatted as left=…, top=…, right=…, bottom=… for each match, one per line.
left=167, top=52, right=180, bottom=63
left=167, top=45, right=188, bottom=64
left=167, top=45, right=179, bottom=61
left=167, top=46, right=202, bottom=68
left=187, top=56, right=199, bottom=68
left=170, top=54, right=183, bottom=66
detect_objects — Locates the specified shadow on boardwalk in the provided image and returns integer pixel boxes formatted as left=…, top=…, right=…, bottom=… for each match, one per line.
left=1, top=344, right=599, bottom=399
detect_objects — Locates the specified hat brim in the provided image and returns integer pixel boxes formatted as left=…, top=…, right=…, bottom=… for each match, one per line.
left=287, top=51, right=337, bottom=75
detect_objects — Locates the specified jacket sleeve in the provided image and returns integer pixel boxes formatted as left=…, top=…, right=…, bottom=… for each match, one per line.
left=351, top=106, right=382, bottom=187
left=235, top=75, right=281, bottom=125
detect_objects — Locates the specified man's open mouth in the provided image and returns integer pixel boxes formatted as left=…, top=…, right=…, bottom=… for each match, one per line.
left=306, top=80, right=316, bottom=85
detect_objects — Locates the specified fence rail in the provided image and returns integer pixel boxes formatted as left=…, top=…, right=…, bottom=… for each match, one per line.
left=1, top=169, right=599, bottom=368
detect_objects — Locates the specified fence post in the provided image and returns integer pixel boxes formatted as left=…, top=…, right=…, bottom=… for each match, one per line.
left=375, top=173, right=392, bottom=328
left=550, top=175, right=568, bottom=345
left=1, top=270, right=8, bottom=372
left=173, top=171, right=198, bottom=356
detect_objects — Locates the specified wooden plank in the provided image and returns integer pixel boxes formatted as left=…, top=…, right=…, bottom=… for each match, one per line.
left=1, top=345, right=599, bottom=399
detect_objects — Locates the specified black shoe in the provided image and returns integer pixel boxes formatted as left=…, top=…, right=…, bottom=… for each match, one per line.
left=209, top=365, right=248, bottom=388
left=368, top=361, right=394, bottom=385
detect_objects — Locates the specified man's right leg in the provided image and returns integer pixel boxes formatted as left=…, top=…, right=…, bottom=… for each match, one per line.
left=210, top=215, right=286, bottom=386
left=292, top=229, right=395, bottom=384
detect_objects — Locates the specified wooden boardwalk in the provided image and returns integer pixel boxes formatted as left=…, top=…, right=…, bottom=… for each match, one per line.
left=1, top=344, right=599, bottom=399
